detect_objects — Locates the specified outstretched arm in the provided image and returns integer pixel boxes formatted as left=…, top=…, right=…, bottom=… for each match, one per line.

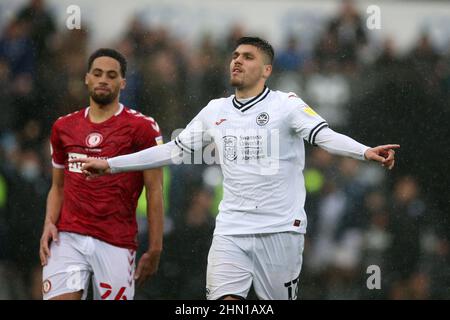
left=315, top=127, right=399, bottom=169
left=72, top=110, right=209, bottom=177
left=70, top=141, right=183, bottom=178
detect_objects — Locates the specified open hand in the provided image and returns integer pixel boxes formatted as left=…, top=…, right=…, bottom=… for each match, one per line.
left=134, top=250, right=161, bottom=287
left=39, top=222, right=59, bottom=266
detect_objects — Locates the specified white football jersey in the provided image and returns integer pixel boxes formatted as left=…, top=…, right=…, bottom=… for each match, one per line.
left=175, top=87, right=328, bottom=235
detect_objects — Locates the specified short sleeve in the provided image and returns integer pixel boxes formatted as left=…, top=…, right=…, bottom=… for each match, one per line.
left=50, top=121, right=65, bottom=169
left=134, top=116, right=163, bottom=151
left=286, top=94, right=329, bottom=146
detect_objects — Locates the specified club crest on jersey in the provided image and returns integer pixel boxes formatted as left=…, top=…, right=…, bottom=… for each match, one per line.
left=85, top=132, right=103, bottom=147
left=256, top=112, right=269, bottom=126
left=43, top=279, right=52, bottom=294
left=223, top=136, right=237, bottom=161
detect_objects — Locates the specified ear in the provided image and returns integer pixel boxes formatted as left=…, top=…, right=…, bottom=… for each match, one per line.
left=120, top=78, right=126, bottom=90
left=84, top=73, right=89, bottom=85
left=262, top=64, right=272, bottom=79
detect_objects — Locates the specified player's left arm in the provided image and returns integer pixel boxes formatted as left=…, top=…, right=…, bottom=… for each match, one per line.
left=286, top=95, right=399, bottom=170
left=134, top=168, right=164, bottom=287
left=314, top=127, right=400, bottom=170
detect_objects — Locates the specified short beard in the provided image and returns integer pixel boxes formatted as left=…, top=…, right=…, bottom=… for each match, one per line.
left=230, top=78, right=243, bottom=89
left=90, top=91, right=116, bottom=106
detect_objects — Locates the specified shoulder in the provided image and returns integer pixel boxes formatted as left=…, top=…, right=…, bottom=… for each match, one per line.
left=270, top=90, right=308, bottom=112
left=271, top=90, right=307, bottom=105
left=123, top=107, right=161, bottom=134
left=204, top=96, right=231, bottom=112
left=53, top=108, right=86, bottom=129
left=123, top=107, right=158, bottom=124
left=192, top=96, right=232, bottom=122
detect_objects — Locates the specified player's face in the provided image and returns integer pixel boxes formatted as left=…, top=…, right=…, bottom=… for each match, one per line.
left=85, top=56, right=126, bottom=106
left=230, top=44, right=272, bottom=89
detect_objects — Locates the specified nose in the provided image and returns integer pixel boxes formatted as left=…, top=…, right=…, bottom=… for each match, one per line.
left=234, top=56, right=243, bottom=65
left=98, top=75, right=108, bottom=85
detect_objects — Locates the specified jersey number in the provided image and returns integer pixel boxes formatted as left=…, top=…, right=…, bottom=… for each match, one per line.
left=284, top=274, right=300, bottom=300
left=100, top=282, right=127, bottom=300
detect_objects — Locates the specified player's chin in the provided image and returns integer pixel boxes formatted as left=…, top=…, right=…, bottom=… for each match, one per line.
left=230, top=76, right=243, bottom=87
left=92, top=93, right=115, bottom=105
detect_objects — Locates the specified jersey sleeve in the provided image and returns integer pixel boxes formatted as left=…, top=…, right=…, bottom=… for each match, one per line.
left=286, top=94, right=329, bottom=146
left=314, top=127, right=370, bottom=160
left=174, top=107, right=209, bottom=154
left=50, top=121, right=65, bottom=169
left=134, top=116, right=163, bottom=151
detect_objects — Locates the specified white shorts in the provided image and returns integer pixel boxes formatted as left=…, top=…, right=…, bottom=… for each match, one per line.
left=206, top=232, right=304, bottom=300
left=42, top=232, right=135, bottom=300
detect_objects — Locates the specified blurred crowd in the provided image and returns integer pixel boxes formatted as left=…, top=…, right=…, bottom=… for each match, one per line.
left=0, top=0, right=448, bottom=299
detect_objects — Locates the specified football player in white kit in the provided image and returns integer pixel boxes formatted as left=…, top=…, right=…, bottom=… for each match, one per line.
left=72, top=37, right=399, bottom=300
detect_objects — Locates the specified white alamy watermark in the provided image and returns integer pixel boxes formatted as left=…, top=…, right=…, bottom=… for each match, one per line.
left=169, top=126, right=281, bottom=175
left=366, top=5, right=381, bottom=30
left=366, top=265, right=381, bottom=290
left=66, top=5, right=81, bottom=30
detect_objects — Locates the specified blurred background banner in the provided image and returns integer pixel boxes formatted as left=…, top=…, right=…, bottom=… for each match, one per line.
left=0, top=0, right=448, bottom=300
left=2, top=0, right=450, bottom=52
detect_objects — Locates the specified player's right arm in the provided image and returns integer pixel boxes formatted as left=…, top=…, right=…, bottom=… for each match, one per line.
left=73, top=140, right=183, bottom=178
left=39, top=167, right=64, bottom=266
left=73, top=108, right=210, bottom=176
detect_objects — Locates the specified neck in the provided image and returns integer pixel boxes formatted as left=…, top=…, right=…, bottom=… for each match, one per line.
left=235, top=83, right=266, bottom=99
left=88, top=100, right=120, bottom=123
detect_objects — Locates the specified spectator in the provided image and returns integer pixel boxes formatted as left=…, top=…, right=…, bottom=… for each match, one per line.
left=17, top=0, right=56, bottom=64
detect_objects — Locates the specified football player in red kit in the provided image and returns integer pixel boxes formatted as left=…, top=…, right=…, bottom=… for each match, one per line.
left=39, top=48, right=164, bottom=300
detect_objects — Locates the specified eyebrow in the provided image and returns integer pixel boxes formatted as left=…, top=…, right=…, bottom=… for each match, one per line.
left=232, top=51, right=255, bottom=57
left=92, top=68, right=119, bottom=74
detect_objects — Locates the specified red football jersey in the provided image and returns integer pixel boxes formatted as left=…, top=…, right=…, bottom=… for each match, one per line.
left=50, top=104, right=162, bottom=249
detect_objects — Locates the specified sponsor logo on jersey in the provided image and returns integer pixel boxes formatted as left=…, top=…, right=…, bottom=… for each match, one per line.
left=68, top=153, right=107, bottom=173
left=84, top=148, right=102, bottom=153
left=43, top=279, right=52, bottom=294
left=302, top=106, right=318, bottom=117
left=294, top=219, right=301, bottom=227
left=155, top=136, right=163, bottom=145
left=215, top=119, right=227, bottom=126
left=85, top=132, right=103, bottom=148
left=223, top=136, right=238, bottom=161
left=68, top=153, right=88, bottom=173
left=256, top=112, right=269, bottom=126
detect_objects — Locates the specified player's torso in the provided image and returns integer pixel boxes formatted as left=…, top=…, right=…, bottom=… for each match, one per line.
left=207, top=91, right=303, bottom=204
left=54, top=105, right=153, bottom=248
left=207, top=90, right=308, bottom=233
left=208, top=90, right=298, bottom=175
left=58, top=108, right=140, bottom=171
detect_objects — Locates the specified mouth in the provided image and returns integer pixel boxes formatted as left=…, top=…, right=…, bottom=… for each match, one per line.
left=94, top=87, right=111, bottom=93
left=231, top=67, right=243, bottom=76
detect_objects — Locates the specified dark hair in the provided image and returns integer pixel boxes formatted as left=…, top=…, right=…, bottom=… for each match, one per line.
left=87, top=48, right=127, bottom=77
left=235, top=37, right=275, bottom=64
